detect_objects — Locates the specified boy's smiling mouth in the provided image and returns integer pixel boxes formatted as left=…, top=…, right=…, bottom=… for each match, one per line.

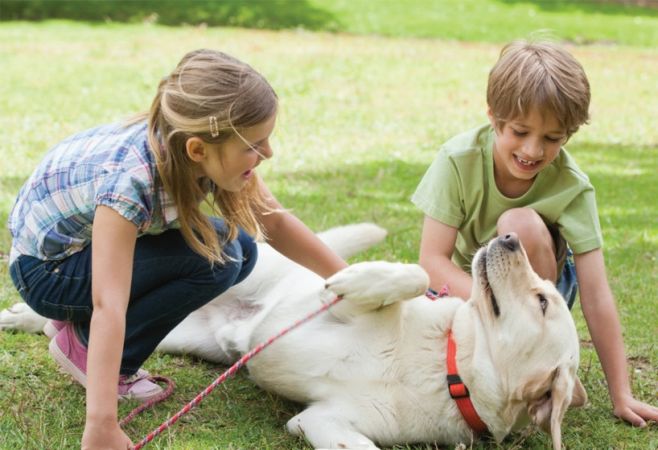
left=514, top=155, right=541, bottom=168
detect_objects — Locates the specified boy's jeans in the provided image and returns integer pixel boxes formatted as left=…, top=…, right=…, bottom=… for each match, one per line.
left=9, top=219, right=257, bottom=375
left=556, top=249, right=578, bottom=310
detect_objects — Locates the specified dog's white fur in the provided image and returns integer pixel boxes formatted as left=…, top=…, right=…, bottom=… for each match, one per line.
left=1, top=223, right=585, bottom=449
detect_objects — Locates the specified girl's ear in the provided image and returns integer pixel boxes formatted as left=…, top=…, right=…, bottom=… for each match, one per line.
left=185, top=137, right=208, bottom=162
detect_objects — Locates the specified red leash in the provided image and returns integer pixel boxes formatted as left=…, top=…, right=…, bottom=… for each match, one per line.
left=119, top=376, right=176, bottom=428
left=125, top=294, right=344, bottom=450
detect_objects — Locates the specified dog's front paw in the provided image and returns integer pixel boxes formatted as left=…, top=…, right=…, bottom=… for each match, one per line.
left=0, top=303, right=48, bottom=334
left=325, top=261, right=429, bottom=307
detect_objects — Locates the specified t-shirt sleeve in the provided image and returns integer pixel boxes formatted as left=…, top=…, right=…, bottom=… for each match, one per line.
left=558, top=186, right=603, bottom=254
left=411, top=149, right=464, bottom=228
left=94, top=170, right=152, bottom=230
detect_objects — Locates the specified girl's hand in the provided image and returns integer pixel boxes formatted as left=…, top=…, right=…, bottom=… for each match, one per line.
left=82, top=420, right=133, bottom=449
left=613, top=394, right=658, bottom=427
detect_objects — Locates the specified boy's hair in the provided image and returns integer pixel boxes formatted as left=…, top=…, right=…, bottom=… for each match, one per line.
left=487, top=40, right=590, bottom=137
left=143, top=48, right=278, bottom=264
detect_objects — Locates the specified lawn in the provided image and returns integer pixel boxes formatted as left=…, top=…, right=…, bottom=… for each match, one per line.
left=0, top=17, right=657, bottom=450
left=317, top=0, right=658, bottom=47
left=3, top=0, right=658, bottom=47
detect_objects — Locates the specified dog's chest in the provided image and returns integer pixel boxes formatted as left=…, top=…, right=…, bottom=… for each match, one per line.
left=249, top=298, right=458, bottom=405
left=252, top=309, right=401, bottom=379
left=248, top=304, right=412, bottom=404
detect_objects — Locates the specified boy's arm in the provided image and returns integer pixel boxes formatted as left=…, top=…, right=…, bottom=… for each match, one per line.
left=419, top=216, right=472, bottom=299
left=575, top=249, right=658, bottom=427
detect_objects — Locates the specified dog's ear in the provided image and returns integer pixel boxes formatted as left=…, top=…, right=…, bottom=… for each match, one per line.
left=524, top=366, right=580, bottom=450
left=523, top=370, right=554, bottom=434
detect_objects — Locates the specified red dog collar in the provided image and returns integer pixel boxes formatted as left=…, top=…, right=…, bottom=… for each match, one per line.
left=446, top=330, right=489, bottom=434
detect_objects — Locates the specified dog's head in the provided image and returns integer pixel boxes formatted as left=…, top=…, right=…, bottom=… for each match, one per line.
left=470, top=233, right=586, bottom=450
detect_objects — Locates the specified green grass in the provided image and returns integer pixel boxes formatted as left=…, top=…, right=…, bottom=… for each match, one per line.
left=3, top=0, right=658, bottom=47
left=0, top=20, right=657, bottom=449
left=316, top=0, right=658, bottom=47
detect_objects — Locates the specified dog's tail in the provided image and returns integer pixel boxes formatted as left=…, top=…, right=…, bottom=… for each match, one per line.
left=317, top=223, right=387, bottom=260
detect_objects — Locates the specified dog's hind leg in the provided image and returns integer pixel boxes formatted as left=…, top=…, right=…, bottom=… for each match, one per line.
left=317, top=223, right=387, bottom=260
left=0, top=302, right=49, bottom=334
left=157, top=309, right=234, bottom=364
left=287, top=404, right=379, bottom=449
left=214, top=320, right=251, bottom=362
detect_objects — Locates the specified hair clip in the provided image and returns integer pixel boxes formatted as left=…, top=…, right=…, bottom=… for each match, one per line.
left=209, top=116, right=220, bottom=138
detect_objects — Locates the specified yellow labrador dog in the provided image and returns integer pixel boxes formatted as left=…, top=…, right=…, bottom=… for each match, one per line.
left=1, top=224, right=585, bottom=449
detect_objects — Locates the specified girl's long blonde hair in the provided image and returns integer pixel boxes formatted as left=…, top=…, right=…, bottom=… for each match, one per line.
left=140, top=49, right=278, bottom=264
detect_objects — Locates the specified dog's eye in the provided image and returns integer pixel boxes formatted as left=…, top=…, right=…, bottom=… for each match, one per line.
left=538, top=294, right=548, bottom=315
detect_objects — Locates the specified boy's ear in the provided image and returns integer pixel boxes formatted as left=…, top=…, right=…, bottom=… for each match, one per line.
left=486, top=107, right=498, bottom=132
left=185, top=137, right=208, bottom=162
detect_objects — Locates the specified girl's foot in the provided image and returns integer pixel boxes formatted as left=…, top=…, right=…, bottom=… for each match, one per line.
left=43, top=319, right=66, bottom=339
left=48, top=323, right=163, bottom=401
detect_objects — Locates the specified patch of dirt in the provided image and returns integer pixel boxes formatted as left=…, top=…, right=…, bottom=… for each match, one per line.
left=579, top=338, right=594, bottom=348
left=628, top=355, right=652, bottom=372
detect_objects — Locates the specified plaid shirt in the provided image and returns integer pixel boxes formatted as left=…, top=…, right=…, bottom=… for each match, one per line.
left=8, top=121, right=178, bottom=265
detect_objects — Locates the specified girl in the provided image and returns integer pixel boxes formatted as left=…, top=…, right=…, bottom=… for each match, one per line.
left=8, top=49, right=347, bottom=449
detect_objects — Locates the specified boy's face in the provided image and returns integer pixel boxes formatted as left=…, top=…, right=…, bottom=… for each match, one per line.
left=489, top=107, right=567, bottom=190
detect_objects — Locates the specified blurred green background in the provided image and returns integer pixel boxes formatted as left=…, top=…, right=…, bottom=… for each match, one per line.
left=2, top=0, right=658, bottom=46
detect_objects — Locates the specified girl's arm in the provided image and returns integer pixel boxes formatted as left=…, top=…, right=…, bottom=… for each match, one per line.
left=82, top=205, right=136, bottom=449
left=419, top=215, right=472, bottom=299
left=575, top=248, right=658, bottom=427
left=256, top=177, right=347, bottom=279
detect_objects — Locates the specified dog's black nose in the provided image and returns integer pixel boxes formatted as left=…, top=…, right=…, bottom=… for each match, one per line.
left=500, top=233, right=519, bottom=251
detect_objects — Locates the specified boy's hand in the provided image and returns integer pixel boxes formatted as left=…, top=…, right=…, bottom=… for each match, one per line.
left=613, top=394, right=658, bottom=427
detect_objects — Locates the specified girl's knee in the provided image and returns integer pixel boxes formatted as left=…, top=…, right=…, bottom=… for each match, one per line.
left=235, top=229, right=258, bottom=284
left=212, top=232, right=258, bottom=287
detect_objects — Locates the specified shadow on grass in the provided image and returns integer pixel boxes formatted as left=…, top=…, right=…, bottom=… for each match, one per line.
left=0, top=175, right=26, bottom=254
left=266, top=142, right=657, bottom=263
left=272, top=144, right=657, bottom=225
left=0, top=0, right=340, bottom=30
left=0, top=175, right=24, bottom=197
left=498, top=0, right=658, bottom=17
left=571, top=142, right=657, bottom=232
left=1, top=141, right=656, bottom=259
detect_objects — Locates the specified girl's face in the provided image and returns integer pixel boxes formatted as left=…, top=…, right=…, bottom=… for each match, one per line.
left=489, top=107, right=566, bottom=197
left=197, top=114, right=276, bottom=192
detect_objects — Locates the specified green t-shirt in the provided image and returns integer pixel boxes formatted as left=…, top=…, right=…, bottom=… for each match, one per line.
left=411, top=124, right=603, bottom=272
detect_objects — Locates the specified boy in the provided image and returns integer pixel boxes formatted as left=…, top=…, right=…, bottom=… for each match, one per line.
left=412, top=40, right=657, bottom=426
